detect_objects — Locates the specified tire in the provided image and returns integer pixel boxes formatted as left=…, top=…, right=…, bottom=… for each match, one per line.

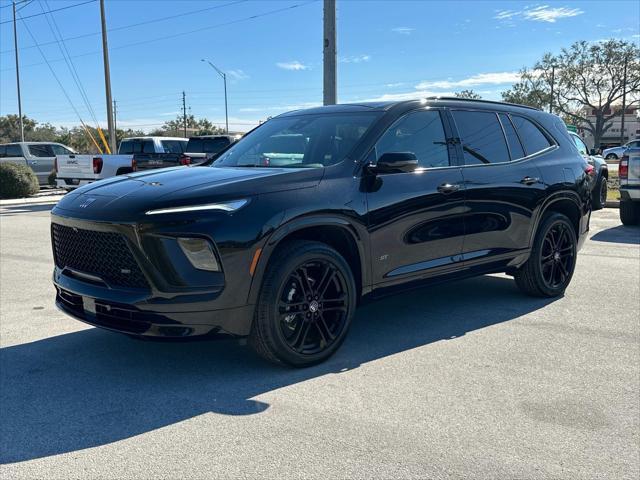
left=591, top=176, right=607, bottom=211
left=249, top=240, right=356, bottom=367
left=605, top=153, right=618, bottom=160
left=620, top=200, right=640, bottom=226
left=514, top=212, right=578, bottom=298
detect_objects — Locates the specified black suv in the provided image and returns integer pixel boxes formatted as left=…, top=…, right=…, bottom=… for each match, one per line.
left=51, top=98, right=591, bottom=366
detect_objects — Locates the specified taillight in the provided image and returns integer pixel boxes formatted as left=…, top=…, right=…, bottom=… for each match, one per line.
left=619, top=155, right=628, bottom=179
left=132, top=158, right=137, bottom=171
left=93, top=157, right=103, bottom=174
left=584, top=164, right=595, bottom=176
left=179, top=154, right=191, bottom=166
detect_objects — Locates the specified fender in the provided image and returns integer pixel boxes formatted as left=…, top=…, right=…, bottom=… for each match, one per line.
left=246, top=213, right=371, bottom=306
left=528, top=189, right=586, bottom=248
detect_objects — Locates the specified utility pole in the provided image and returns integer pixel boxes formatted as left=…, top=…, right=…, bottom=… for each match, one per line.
left=12, top=1, right=24, bottom=142
left=323, top=0, right=337, bottom=105
left=549, top=65, right=555, bottom=115
left=620, top=55, right=628, bottom=145
left=201, top=59, right=229, bottom=133
left=182, top=91, right=187, bottom=138
left=100, top=0, right=116, bottom=154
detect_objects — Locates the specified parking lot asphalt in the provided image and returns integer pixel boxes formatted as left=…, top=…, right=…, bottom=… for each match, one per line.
left=0, top=206, right=638, bottom=479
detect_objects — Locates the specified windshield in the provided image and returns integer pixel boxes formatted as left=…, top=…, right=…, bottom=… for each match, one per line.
left=213, top=112, right=380, bottom=168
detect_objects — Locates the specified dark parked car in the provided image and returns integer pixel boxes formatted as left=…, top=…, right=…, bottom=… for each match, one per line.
left=569, top=132, right=608, bottom=210
left=51, top=98, right=591, bottom=367
left=185, top=135, right=241, bottom=164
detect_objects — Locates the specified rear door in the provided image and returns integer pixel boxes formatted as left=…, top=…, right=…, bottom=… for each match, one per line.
left=366, top=108, right=465, bottom=286
left=448, top=109, right=548, bottom=263
left=26, top=144, right=56, bottom=181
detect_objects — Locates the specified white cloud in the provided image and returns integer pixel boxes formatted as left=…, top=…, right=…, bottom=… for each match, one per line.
left=495, top=5, right=583, bottom=24
left=340, top=54, right=371, bottom=63
left=227, top=69, right=249, bottom=80
left=391, top=27, right=414, bottom=35
left=276, top=61, right=310, bottom=71
left=415, top=71, right=521, bottom=90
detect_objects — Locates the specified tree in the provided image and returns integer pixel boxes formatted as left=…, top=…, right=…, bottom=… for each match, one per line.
left=0, top=115, right=36, bottom=143
left=158, top=114, right=224, bottom=137
left=454, top=89, right=482, bottom=100
left=502, top=40, right=640, bottom=146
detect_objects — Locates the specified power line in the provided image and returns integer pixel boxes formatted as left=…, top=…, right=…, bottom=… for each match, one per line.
left=0, top=0, right=319, bottom=69
left=1, top=0, right=249, bottom=55
left=37, top=0, right=102, bottom=132
left=0, top=0, right=94, bottom=24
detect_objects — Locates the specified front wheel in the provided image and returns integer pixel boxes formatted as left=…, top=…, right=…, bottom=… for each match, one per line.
left=514, top=213, right=577, bottom=297
left=249, top=240, right=356, bottom=367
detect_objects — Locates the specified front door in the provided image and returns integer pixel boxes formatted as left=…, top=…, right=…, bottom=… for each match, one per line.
left=365, top=108, right=465, bottom=286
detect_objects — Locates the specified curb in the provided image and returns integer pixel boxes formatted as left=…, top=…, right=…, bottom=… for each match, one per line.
left=0, top=196, right=64, bottom=208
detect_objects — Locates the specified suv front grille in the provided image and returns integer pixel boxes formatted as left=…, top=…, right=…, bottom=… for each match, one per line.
left=51, top=223, right=149, bottom=289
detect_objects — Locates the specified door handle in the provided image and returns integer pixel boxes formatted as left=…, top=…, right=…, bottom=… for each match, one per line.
left=520, top=176, right=539, bottom=185
left=437, top=183, right=460, bottom=194
left=29, top=160, right=38, bottom=166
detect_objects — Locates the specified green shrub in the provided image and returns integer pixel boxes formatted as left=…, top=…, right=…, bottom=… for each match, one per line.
left=0, top=162, right=39, bottom=199
left=48, top=169, right=57, bottom=187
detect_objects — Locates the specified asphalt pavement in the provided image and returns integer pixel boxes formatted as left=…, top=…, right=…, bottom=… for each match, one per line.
left=0, top=206, right=638, bottom=479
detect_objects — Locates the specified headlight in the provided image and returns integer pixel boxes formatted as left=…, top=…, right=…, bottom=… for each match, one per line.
left=145, top=199, right=248, bottom=215
left=177, top=238, right=220, bottom=272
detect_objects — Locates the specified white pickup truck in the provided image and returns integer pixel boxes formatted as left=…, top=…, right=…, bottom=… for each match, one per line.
left=619, top=145, right=640, bottom=225
left=56, top=136, right=188, bottom=190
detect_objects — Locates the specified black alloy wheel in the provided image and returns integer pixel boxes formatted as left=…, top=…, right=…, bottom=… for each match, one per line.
left=514, top=212, right=577, bottom=297
left=539, top=221, right=576, bottom=290
left=277, top=260, right=349, bottom=355
left=250, top=240, right=356, bottom=367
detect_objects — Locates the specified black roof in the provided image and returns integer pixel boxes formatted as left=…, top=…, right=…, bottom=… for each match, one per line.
left=277, top=97, right=541, bottom=118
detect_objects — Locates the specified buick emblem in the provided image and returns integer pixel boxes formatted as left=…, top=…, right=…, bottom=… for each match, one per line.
left=79, top=197, right=97, bottom=208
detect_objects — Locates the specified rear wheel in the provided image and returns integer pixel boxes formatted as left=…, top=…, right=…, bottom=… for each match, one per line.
left=592, top=176, right=607, bottom=210
left=514, top=213, right=577, bottom=297
left=605, top=153, right=618, bottom=160
left=620, top=200, right=640, bottom=225
left=249, top=240, right=356, bottom=367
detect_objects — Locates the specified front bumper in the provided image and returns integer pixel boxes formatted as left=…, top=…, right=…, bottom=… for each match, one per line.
left=51, top=213, right=257, bottom=338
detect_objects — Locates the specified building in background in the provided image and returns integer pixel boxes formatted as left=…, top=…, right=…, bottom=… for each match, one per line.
left=579, top=105, right=640, bottom=149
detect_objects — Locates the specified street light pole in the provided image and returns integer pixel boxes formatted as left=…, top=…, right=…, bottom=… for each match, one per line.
left=201, top=59, right=228, bottom=133
left=323, top=0, right=337, bottom=105
left=12, top=1, right=24, bottom=142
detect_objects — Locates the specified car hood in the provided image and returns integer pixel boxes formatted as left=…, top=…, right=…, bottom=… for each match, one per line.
left=53, top=165, right=323, bottom=222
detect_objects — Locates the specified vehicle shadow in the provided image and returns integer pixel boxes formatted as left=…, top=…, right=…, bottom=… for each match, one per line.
left=590, top=224, right=640, bottom=245
left=0, top=204, right=55, bottom=216
left=1, top=275, right=557, bottom=464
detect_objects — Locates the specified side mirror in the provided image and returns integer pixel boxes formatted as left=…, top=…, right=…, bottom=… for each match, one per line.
left=370, top=152, right=418, bottom=174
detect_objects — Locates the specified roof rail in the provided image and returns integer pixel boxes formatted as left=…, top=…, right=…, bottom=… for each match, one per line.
left=425, top=96, right=542, bottom=111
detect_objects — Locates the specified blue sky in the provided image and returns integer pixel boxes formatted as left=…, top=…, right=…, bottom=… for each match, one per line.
left=1, top=0, right=638, bottom=132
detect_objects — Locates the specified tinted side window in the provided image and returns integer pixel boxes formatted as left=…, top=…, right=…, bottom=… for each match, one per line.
left=498, top=113, right=525, bottom=160
left=161, top=140, right=186, bottom=153
left=628, top=141, right=640, bottom=149
left=452, top=110, right=510, bottom=165
left=6, top=144, right=23, bottom=157
left=0, top=145, right=6, bottom=157
left=203, top=137, right=230, bottom=154
left=375, top=110, right=450, bottom=168
left=510, top=115, right=552, bottom=155
left=142, top=140, right=155, bottom=154
left=119, top=140, right=137, bottom=154
left=28, top=144, right=54, bottom=157
left=51, top=145, right=73, bottom=155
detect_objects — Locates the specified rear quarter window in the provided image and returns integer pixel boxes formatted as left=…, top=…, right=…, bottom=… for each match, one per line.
left=510, top=115, right=553, bottom=156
